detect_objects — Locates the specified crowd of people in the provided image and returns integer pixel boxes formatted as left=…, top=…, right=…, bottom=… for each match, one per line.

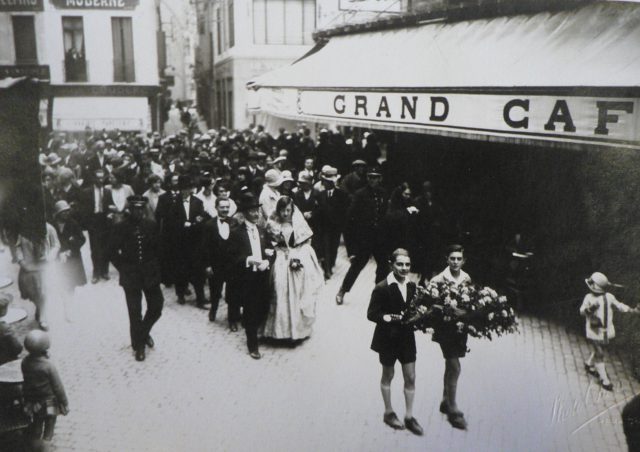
left=7, top=125, right=444, bottom=345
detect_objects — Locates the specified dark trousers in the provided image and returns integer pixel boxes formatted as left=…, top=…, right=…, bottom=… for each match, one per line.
left=124, top=285, right=164, bottom=349
left=174, top=258, right=206, bottom=302
left=321, top=229, right=341, bottom=275
left=208, top=273, right=237, bottom=321
left=340, top=247, right=387, bottom=292
left=235, top=275, right=269, bottom=352
left=27, top=415, right=57, bottom=441
left=88, top=226, right=110, bottom=278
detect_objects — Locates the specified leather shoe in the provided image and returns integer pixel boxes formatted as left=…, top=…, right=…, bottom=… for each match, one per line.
left=195, top=301, right=208, bottom=310
left=383, top=412, right=404, bottom=430
left=229, top=322, right=238, bottom=332
left=404, top=417, right=423, bottom=436
left=177, top=296, right=186, bottom=305
left=249, top=350, right=261, bottom=360
left=439, top=401, right=450, bottom=414
left=135, top=347, right=146, bottom=362
left=101, top=274, right=110, bottom=281
left=145, top=336, right=154, bottom=348
left=38, top=321, right=49, bottom=332
left=447, top=412, right=467, bottom=430
left=209, top=311, right=216, bottom=322
left=335, top=290, right=345, bottom=305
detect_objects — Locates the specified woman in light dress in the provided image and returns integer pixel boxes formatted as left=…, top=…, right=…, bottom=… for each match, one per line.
left=262, top=196, right=324, bottom=341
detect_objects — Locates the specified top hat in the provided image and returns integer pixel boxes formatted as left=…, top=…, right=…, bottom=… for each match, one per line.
left=585, top=272, right=611, bottom=294
left=177, top=175, right=194, bottom=190
left=238, top=192, right=261, bottom=212
left=53, top=200, right=71, bottom=217
left=127, top=195, right=148, bottom=208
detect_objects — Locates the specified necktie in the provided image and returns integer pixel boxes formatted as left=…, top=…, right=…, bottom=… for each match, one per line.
left=97, top=187, right=103, bottom=213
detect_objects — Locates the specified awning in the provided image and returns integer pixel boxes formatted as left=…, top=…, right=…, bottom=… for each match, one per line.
left=52, top=96, right=151, bottom=131
left=248, top=2, right=640, bottom=149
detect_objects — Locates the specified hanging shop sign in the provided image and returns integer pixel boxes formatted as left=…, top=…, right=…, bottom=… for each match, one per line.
left=257, top=89, right=639, bottom=147
left=0, top=0, right=43, bottom=11
left=50, top=0, right=139, bottom=9
left=0, top=65, right=50, bottom=80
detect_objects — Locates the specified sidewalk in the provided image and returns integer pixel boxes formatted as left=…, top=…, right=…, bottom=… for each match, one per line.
left=1, top=245, right=637, bottom=451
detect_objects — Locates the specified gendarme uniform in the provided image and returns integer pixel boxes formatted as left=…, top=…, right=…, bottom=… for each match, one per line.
left=109, top=196, right=164, bottom=357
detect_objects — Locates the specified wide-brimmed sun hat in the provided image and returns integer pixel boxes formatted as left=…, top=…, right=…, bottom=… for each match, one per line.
left=585, top=272, right=610, bottom=294
left=265, top=169, right=283, bottom=188
left=53, top=200, right=71, bottom=217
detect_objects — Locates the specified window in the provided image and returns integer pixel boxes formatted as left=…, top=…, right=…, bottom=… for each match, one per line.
left=62, top=17, right=86, bottom=82
left=111, top=17, right=135, bottom=82
left=228, top=0, right=234, bottom=48
left=253, top=0, right=315, bottom=45
left=227, top=77, right=233, bottom=128
left=12, top=16, right=38, bottom=64
left=216, top=8, right=222, bottom=55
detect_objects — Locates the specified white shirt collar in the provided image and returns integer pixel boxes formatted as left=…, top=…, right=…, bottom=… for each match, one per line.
left=387, top=272, right=407, bottom=287
left=442, top=267, right=470, bottom=286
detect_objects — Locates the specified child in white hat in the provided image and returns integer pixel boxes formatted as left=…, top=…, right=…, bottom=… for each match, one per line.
left=579, top=272, right=639, bottom=390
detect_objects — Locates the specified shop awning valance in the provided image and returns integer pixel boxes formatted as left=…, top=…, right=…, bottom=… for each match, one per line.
left=248, top=2, right=640, bottom=149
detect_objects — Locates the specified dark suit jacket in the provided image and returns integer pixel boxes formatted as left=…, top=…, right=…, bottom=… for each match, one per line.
left=367, top=279, right=416, bottom=356
left=316, top=187, right=350, bottom=232
left=203, top=216, right=238, bottom=276
left=109, top=217, right=162, bottom=290
left=293, top=190, right=319, bottom=228
left=345, top=185, right=388, bottom=255
left=79, top=185, right=115, bottom=230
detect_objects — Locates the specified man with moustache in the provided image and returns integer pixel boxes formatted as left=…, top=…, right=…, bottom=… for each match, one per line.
left=227, top=193, right=274, bottom=359
left=204, top=197, right=239, bottom=327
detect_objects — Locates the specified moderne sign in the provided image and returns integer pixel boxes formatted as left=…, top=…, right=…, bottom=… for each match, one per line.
left=50, top=0, right=139, bottom=9
left=288, top=90, right=639, bottom=147
left=0, top=0, right=43, bottom=11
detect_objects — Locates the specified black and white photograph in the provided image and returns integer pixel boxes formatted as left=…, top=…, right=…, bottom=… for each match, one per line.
left=1, top=0, right=640, bottom=450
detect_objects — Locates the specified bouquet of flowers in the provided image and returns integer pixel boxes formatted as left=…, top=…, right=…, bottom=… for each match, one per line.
left=402, top=280, right=518, bottom=340
left=289, top=258, right=303, bottom=271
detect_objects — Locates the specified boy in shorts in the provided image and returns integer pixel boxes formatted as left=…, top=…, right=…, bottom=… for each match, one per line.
left=367, top=248, right=423, bottom=436
left=430, top=244, right=471, bottom=430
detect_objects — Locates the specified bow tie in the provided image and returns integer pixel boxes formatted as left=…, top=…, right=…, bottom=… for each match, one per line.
left=218, top=218, right=230, bottom=224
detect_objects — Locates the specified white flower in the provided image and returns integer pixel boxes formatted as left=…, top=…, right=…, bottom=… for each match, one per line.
left=487, top=313, right=495, bottom=321
left=461, top=294, right=470, bottom=303
left=478, top=298, right=486, bottom=307
left=488, top=288, right=498, bottom=298
left=501, top=310, right=508, bottom=317
left=430, top=289, right=439, bottom=299
left=498, top=296, right=507, bottom=304
left=449, top=299, right=458, bottom=309
left=456, top=322, right=465, bottom=332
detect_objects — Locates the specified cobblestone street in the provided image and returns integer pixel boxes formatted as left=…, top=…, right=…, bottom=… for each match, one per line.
left=1, top=244, right=638, bottom=452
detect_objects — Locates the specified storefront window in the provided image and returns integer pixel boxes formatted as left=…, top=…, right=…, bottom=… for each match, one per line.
left=62, top=17, right=86, bottom=82
left=111, top=17, right=135, bottom=83
left=13, top=15, right=38, bottom=65
left=253, top=0, right=316, bottom=45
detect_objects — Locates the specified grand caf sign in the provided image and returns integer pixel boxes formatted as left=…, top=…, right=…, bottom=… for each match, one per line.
left=291, top=90, right=639, bottom=146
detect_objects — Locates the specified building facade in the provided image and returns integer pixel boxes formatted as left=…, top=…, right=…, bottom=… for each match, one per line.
left=0, top=0, right=164, bottom=133
left=195, top=0, right=407, bottom=130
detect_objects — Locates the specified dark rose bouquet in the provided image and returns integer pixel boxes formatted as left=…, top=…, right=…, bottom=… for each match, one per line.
left=289, top=258, right=303, bottom=270
left=403, top=280, right=518, bottom=340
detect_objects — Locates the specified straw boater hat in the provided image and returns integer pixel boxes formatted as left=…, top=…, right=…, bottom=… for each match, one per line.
left=53, top=200, right=71, bottom=218
left=352, top=159, right=366, bottom=167
left=46, top=153, right=62, bottom=166
left=321, top=166, right=339, bottom=183
left=585, top=272, right=612, bottom=294
left=264, top=169, right=283, bottom=188
left=297, top=173, right=313, bottom=185
left=273, top=156, right=287, bottom=165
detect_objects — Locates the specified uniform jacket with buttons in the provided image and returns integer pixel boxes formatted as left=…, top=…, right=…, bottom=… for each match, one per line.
left=109, top=216, right=161, bottom=289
